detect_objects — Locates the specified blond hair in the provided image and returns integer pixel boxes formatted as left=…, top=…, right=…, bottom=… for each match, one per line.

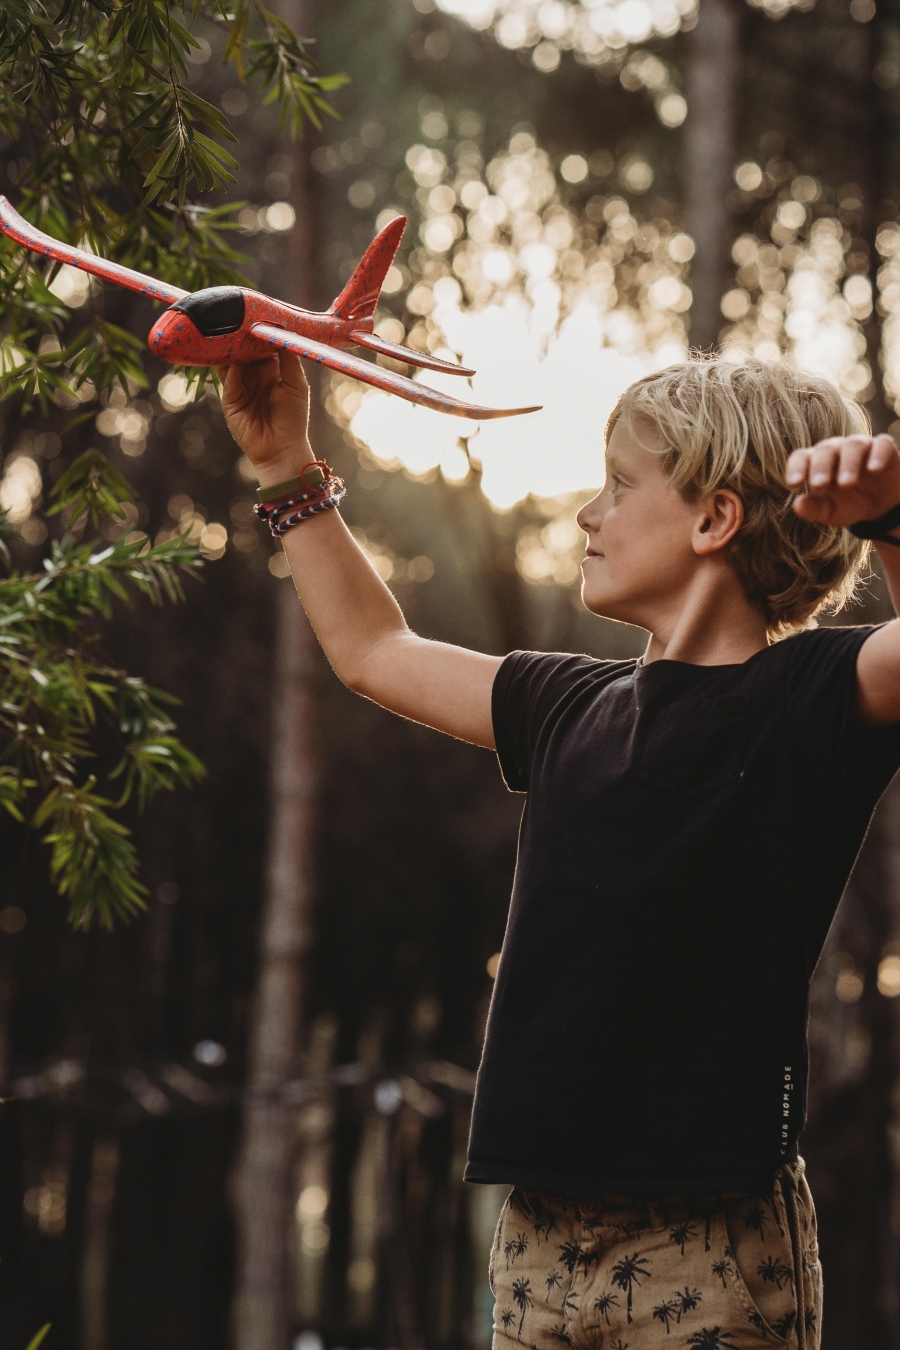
left=607, top=358, right=872, bottom=634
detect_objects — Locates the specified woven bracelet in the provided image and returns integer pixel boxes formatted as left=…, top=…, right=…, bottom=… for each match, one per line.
left=270, top=491, right=344, bottom=538
left=255, top=476, right=343, bottom=522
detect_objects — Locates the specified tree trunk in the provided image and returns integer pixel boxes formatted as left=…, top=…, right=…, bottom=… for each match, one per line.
left=685, top=0, right=741, bottom=352
left=233, top=4, right=320, bottom=1346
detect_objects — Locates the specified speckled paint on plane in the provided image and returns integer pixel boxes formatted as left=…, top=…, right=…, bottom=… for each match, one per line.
left=0, top=196, right=541, bottom=421
left=0, top=196, right=187, bottom=305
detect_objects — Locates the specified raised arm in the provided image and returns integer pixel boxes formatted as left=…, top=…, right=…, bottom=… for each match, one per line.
left=786, top=432, right=900, bottom=726
left=220, top=351, right=501, bottom=748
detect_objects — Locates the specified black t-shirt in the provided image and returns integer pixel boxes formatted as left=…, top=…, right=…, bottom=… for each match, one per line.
left=465, top=624, right=900, bottom=1196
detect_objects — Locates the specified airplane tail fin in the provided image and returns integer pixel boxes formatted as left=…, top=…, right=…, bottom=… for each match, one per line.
left=328, top=215, right=406, bottom=326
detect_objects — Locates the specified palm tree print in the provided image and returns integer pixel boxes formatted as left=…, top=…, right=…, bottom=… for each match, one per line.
left=511, top=1277, right=533, bottom=1339
left=711, top=1259, right=730, bottom=1288
left=505, top=1232, right=529, bottom=1269
left=519, top=1192, right=559, bottom=1244
left=549, top=1325, right=572, bottom=1344
left=500, top=1308, right=515, bottom=1333
left=685, top=1329, right=738, bottom=1349
left=773, top=1312, right=797, bottom=1338
left=576, top=1247, right=599, bottom=1276
left=557, top=1241, right=586, bottom=1275
left=668, top=1220, right=698, bottom=1256
left=757, top=1255, right=794, bottom=1290
left=611, top=1340, right=629, bottom=1350
left=675, top=1286, right=703, bottom=1321
left=545, top=1270, right=563, bottom=1300
left=610, top=1252, right=652, bottom=1324
left=593, top=1290, right=620, bottom=1325
left=652, top=1298, right=679, bottom=1333
left=560, top=1288, right=580, bottom=1315
left=742, top=1205, right=769, bottom=1239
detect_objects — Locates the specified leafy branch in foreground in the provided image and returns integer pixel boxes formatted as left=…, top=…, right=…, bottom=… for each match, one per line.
left=0, top=454, right=204, bottom=931
left=0, top=0, right=346, bottom=405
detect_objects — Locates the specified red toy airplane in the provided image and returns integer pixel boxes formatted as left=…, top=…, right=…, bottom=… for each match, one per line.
left=0, top=197, right=540, bottom=421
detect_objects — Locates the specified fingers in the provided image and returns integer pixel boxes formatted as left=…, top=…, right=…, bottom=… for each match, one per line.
left=786, top=435, right=888, bottom=492
left=276, top=348, right=309, bottom=394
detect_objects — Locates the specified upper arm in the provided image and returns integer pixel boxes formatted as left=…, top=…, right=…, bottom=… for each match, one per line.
left=351, top=631, right=503, bottom=748
left=854, top=618, right=900, bottom=726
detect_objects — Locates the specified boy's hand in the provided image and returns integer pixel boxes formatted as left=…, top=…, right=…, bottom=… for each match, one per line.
left=786, top=434, right=900, bottom=529
left=218, top=350, right=313, bottom=487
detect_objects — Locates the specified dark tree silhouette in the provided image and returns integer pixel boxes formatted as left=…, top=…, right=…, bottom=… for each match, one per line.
left=685, top=1330, right=739, bottom=1350
left=611, top=1340, right=630, bottom=1350
left=610, top=1252, right=652, bottom=1323
left=513, top=1277, right=534, bottom=1338
left=773, top=1312, right=797, bottom=1338
left=668, top=1220, right=698, bottom=1255
left=501, top=1308, right=516, bottom=1332
left=558, top=1240, right=587, bottom=1274
left=711, top=1259, right=730, bottom=1288
left=675, top=1286, right=703, bottom=1320
left=545, top=1270, right=563, bottom=1299
left=742, top=1205, right=769, bottom=1239
left=576, top=1247, right=600, bottom=1275
left=652, top=1298, right=679, bottom=1332
left=757, top=1255, right=794, bottom=1290
left=526, top=1198, right=559, bottom=1244
left=561, top=1289, right=580, bottom=1314
left=550, top=1323, right=572, bottom=1344
left=593, top=1290, right=620, bottom=1324
left=506, top=1231, right=530, bottom=1268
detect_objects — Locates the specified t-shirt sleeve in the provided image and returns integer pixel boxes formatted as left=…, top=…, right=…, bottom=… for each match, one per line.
left=492, top=649, right=594, bottom=791
left=784, top=624, right=900, bottom=791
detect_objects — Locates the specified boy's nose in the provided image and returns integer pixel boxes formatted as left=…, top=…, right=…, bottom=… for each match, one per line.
left=576, top=492, right=603, bottom=532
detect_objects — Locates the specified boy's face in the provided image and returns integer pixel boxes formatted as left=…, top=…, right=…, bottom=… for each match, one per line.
left=577, top=418, right=706, bottom=628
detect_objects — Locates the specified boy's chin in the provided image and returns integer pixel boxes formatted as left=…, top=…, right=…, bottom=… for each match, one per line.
left=580, top=583, right=639, bottom=626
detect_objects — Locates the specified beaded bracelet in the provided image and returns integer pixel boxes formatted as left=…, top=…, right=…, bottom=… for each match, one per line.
left=254, top=461, right=346, bottom=540
left=269, top=488, right=346, bottom=538
left=254, top=476, right=344, bottom=522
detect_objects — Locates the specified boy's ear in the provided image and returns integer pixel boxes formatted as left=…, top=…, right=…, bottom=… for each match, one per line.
left=692, top=489, right=744, bottom=556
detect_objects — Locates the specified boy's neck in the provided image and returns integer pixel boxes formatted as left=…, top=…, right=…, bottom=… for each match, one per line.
left=642, top=565, right=770, bottom=668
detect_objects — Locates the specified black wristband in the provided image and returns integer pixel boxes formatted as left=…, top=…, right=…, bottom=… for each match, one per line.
left=848, top=499, right=900, bottom=547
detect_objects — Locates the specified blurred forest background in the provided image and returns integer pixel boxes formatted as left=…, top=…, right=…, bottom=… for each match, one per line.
left=1, top=0, right=900, bottom=1347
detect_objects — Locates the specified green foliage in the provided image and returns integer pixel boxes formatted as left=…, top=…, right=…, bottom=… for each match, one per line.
left=0, top=455, right=205, bottom=929
left=0, top=0, right=344, bottom=403
left=25, top=1327, right=51, bottom=1350
left=0, top=1, right=346, bottom=928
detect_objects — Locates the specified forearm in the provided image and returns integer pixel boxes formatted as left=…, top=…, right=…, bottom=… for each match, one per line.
left=278, top=505, right=408, bottom=686
left=259, top=446, right=500, bottom=747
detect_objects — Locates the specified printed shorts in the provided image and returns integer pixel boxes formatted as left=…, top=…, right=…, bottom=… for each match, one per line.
left=490, top=1159, right=822, bottom=1350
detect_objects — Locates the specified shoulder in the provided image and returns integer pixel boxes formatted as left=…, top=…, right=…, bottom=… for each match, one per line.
left=755, top=623, right=880, bottom=681
left=494, top=649, right=636, bottom=708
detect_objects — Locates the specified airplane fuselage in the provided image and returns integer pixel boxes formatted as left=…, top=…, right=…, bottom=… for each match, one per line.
left=148, top=287, right=367, bottom=367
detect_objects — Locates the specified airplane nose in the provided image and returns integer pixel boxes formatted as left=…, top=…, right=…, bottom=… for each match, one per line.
left=172, top=286, right=245, bottom=336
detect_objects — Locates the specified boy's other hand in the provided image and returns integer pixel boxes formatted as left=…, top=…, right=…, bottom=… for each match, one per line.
left=218, top=350, right=313, bottom=487
left=786, top=434, right=900, bottom=528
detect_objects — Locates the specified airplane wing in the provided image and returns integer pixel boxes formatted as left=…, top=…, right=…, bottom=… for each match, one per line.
left=250, top=323, right=541, bottom=421
left=0, top=196, right=188, bottom=305
left=350, top=328, right=474, bottom=376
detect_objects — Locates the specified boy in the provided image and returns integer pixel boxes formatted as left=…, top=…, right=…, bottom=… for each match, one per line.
left=222, top=353, right=900, bottom=1350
